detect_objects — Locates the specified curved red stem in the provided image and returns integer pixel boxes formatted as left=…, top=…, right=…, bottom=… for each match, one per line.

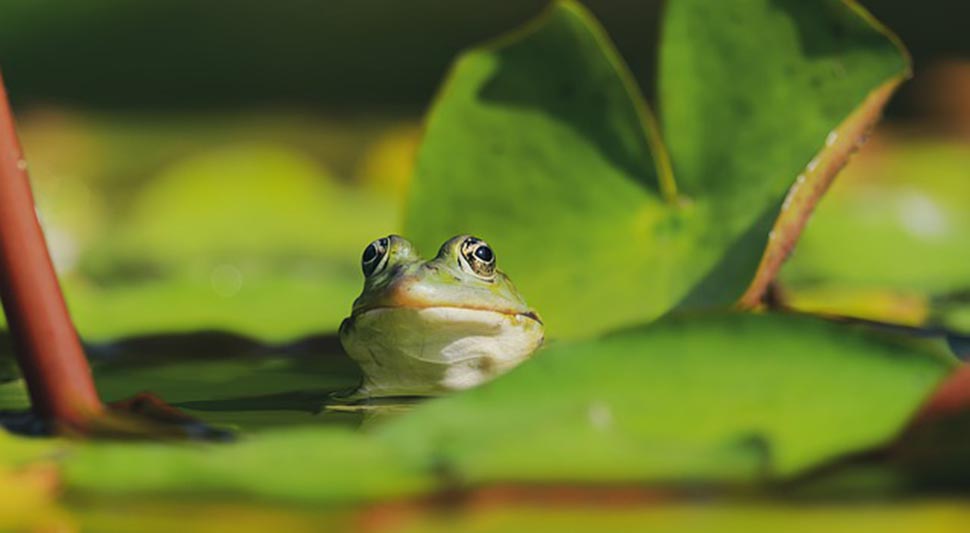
left=0, top=71, right=103, bottom=424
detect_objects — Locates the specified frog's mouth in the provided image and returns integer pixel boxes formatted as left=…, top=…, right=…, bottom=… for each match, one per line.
left=339, top=305, right=546, bottom=396
left=350, top=305, right=542, bottom=326
left=342, top=305, right=544, bottom=359
left=339, top=306, right=545, bottom=353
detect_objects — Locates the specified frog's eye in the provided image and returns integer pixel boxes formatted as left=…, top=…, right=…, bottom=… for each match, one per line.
left=362, top=237, right=390, bottom=277
left=459, top=237, right=496, bottom=279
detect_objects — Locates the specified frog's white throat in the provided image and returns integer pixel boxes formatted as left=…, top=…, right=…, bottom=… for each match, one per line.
left=339, top=306, right=544, bottom=398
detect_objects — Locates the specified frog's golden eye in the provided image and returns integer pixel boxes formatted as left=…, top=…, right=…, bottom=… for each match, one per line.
left=459, top=236, right=496, bottom=279
left=362, top=236, right=390, bottom=277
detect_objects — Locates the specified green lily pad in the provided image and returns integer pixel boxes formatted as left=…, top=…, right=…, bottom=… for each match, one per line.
left=59, top=313, right=952, bottom=502
left=405, top=0, right=908, bottom=339
left=377, top=313, right=953, bottom=484
left=0, top=333, right=364, bottom=432
left=63, top=427, right=434, bottom=505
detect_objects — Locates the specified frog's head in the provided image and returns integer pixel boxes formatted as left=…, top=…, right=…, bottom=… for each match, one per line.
left=340, top=234, right=544, bottom=398
left=351, top=234, right=536, bottom=319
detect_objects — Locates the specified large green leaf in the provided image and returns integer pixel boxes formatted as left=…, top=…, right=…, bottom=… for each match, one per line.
left=377, top=313, right=952, bottom=484
left=404, top=0, right=908, bottom=339
left=662, top=0, right=909, bottom=308
left=405, top=0, right=678, bottom=340
left=59, top=314, right=952, bottom=501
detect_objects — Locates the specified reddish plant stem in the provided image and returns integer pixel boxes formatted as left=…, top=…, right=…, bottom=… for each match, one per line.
left=910, top=364, right=970, bottom=426
left=0, top=71, right=103, bottom=424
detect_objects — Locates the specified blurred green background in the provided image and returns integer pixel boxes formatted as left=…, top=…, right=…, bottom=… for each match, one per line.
left=3, top=0, right=970, bottom=115
left=0, top=1, right=969, bottom=530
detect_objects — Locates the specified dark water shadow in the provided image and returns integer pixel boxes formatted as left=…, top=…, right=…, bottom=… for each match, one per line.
left=93, top=331, right=364, bottom=430
left=175, top=389, right=336, bottom=415
left=0, top=410, right=53, bottom=437
left=83, top=330, right=347, bottom=367
left=174, top=390, right=427, bottom=431
left=0, top=329, right=374, bottom=433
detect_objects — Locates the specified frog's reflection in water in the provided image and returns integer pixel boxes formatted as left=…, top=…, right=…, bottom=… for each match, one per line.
left=323, top=397, right=423, bottom=430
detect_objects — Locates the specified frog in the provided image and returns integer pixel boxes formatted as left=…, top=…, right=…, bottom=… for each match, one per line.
left=339, top=234, right=544, bottom=398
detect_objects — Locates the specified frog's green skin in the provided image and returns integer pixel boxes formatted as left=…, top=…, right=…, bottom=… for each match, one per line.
left=339, top=235, right=544, bottom=398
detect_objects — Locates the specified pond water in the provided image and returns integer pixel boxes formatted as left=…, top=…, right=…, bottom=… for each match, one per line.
left=0, top=331, right=422, bottom=434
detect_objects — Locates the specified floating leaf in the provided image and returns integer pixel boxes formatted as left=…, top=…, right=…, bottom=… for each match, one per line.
left=377, top=313, right=952, bottom=484
left=0, top=333, right=363, bottom=432
left=63, top=428, right=434, bottom=505
left=60, top=314, right=953, bottom=501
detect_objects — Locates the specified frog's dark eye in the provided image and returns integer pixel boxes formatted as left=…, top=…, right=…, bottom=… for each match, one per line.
left=362, top=237, right=390, bottom=277
left=460, top=236, right=496, bottom=279
left=474, top=245, right=493, bottom=262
